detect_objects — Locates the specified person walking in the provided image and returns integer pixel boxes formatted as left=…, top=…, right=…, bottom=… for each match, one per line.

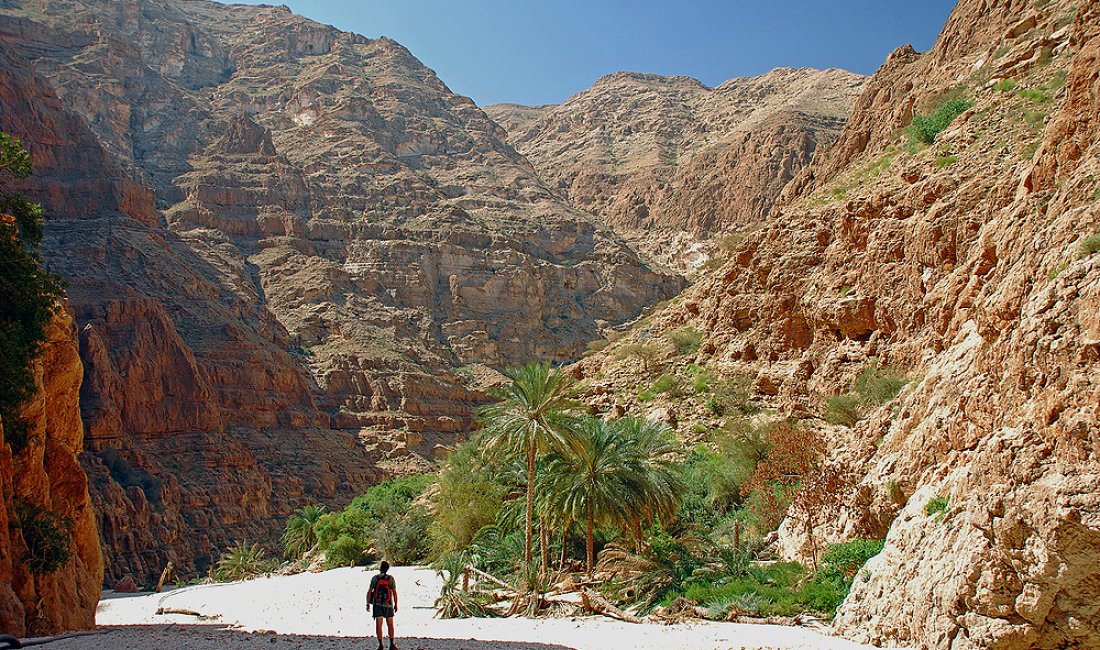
left=367, top=561, right=398, bottom=650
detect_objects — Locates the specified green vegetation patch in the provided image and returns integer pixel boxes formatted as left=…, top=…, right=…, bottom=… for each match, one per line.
left=672, top=537, right=884, bottom=619
left=667, top=326, right=705, bottom=355
left=905, top=96, right=972, bottom=148
left=214, top=542, right=276, bottom=582
left=704, top=374, right=758, bottom=417
left=15, top=500, right=73, bottom=575
left=638, top=373, right=687, bottom=402
left=824, top=362, right=907, bottom=426
left=1077, top=234, right=1100, bottom=258
left=934, top=154, right=958, bottom=169
left=925, top=495, right=950, bottom=519
left=0, top=132, right=65, bottom=455
left=281, top=474, right=435, bottom=569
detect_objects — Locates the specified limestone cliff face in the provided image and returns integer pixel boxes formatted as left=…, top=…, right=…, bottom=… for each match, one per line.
left=487, top=68, right=865, bottom=240
left=0, top=0, right=681, bottom=584
left=577, top=1, right=1099, bottom=648
left=0, top=308, right=103, bottom=636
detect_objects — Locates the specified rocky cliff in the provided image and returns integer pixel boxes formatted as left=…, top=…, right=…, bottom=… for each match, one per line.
left=0, top=0, right=681, bottom=584
left=0, top=308, right=103, bottom=636
left=576, top=0, right=1099, bottom=648
left=487, top=68, right=865, bottom=247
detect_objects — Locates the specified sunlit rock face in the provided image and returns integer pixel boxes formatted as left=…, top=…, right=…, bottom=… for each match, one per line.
left=574, top=1, right=1100, bottom=648
left=0, top=308, right=103, bottom=636
left=487, top=67, right=865, bottom=239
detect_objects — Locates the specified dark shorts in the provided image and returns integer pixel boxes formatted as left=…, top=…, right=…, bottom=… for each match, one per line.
left=372, top=603, right=394, bottom=619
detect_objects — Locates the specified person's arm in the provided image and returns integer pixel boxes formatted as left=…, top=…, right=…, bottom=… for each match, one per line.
left=367, top=576, right=375, bottom=604
left=392, top=577, right=398, bottom=612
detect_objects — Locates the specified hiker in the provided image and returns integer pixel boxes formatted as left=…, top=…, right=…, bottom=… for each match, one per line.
left=367, top=560, right=398, bottom=650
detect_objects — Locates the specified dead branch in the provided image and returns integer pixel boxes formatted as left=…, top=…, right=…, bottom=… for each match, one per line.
left=581, top=588, right=644, bottom=624
left=155, top=607, right=204, bottom=617
left=465, top=565, right=516, bottom=593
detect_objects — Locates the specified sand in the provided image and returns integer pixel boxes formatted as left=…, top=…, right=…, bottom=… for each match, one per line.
left=45, top=566, right=902, bottom=649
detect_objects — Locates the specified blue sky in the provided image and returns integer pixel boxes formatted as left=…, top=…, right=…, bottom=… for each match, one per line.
left=228, top=1, right=957, bottom=106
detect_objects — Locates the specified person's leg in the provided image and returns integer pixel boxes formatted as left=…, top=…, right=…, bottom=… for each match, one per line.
left=387, top=616, right=396, bottom=647
left=375, top=616, right=384, bottom=647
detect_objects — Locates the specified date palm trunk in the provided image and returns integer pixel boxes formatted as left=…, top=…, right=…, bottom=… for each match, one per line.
left=586, top=501, right=595, bottom=578
left=524, top=437, right=536, bottom=590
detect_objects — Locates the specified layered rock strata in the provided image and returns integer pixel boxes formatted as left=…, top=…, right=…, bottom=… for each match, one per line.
left=487, top=68, right=865, bottom=240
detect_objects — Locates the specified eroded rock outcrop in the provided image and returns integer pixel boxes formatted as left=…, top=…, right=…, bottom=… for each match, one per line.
left=577, top=1, right=1099, bottom=648
left=0, top=308, right=102, bottom=636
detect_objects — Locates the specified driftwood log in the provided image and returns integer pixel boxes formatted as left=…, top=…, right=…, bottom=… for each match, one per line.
left=464, top=565, right=516, bottom=592
left=581, top=588, right=644, bottom=624
left=155, top=607, right=203, bottom=617
left=155, top=561, right=174, bottom=593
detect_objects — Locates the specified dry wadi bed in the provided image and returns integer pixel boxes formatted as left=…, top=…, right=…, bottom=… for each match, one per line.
left=45, top=567, right=899, bottom=650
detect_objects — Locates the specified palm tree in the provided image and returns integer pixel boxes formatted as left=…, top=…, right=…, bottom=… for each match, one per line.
left=542, top=417, right=683, bottom=576
left=281, top=504, right=326, bottom=559
left=616, top=416, right=683, bottom=547
left=477, top=361, right=579, bottom=588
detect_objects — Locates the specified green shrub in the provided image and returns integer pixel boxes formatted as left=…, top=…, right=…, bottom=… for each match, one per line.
left=0, top=132, right=65, bottom=457
left=817, top=539, right=884, bottom=582
left=667, top=326, right=704, bottom=355
left=825, top=394, right=862, bottom=426
left=705, top=375, right=757, bottom=416
left=1019, top=88, right=1052, bottom=103
left=349, top=473, right=433, bottom=520
left=934, top=154, right=958, bottom=168
left=1024, top=110, right=1047, bottom=129
left=688, top=366, right=716, bottom=394
left=214, top=543, right=275, bottom=581
left=993, top=78, right=1018, bottom=92
left=14, top=500, right=72, bottom=575
left=826, top=363, right=906, bottom=426
left=613, top=341, right=667, bottom=374
left=430, top=441, right=507, bottom=554
left=585, top=338, right=610, bottom=354
left=1077, top=234, right=1100, bottom=258
left=374, top=507, right=432, bottom=564
left=326, top=533, right=370, bottom=567
left=638, top=373, right=686, bottom=402
left=675, top=560, right=856, bottom=618
left=905, top=97, right=972, bottom=146
left=925, top=495, right=950, bottom=518
left=852, top=364, right=907, bottom=404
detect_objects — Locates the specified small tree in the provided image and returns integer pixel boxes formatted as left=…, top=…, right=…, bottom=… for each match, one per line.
left=742, top=422, right=852, bottom=568
left=613, top=341, right=667, bottom=375
left=0, top=132, right=64, bottom=453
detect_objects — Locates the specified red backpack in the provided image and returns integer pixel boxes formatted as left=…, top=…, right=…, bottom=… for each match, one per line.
left=373, top=574, right=393, bottom=605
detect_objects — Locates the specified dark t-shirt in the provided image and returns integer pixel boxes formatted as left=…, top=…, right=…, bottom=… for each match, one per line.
left=370, top=573, right=396, bottom=605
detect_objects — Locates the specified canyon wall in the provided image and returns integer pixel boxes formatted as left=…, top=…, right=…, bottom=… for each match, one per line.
left=487, top=68, right=865, bottom=243
left=577, top=0, right=1098, bottom=648
left=0, top=308, right=102, bottom=636
left=0, top=0, right=680, bottom=584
